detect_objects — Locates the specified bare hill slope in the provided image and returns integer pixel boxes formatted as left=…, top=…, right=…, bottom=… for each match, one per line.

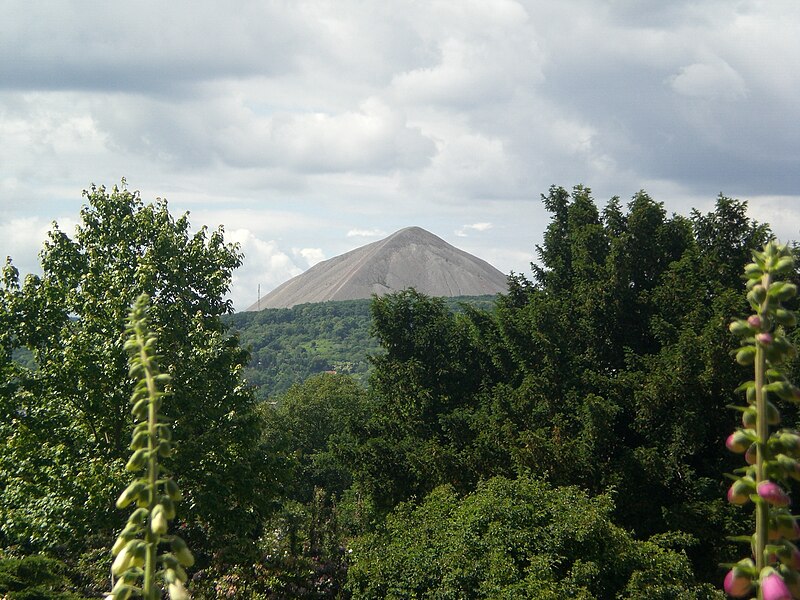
left=245, top=227, right=508, bottom=310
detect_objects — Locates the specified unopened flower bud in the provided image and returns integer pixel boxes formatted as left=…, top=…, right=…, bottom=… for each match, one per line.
left=168, top=581, right=189, bottom=600
left=151, top=504, right=168, bottom=535
left=767, top=400, right=782, bottom=425
left=165, top=478, right=182, bottom=502
left=728, top=479, right=753, bottom=505
left=748, top=314, right=764, bottom=329
left=776, top=541, right=800, bottom=570
left=745, top=443, right=757, bottom=465
left=727, top=431, right=751, bottom=453
left=758, top=481, right=791, bottom=507
left=743, top=409, right=757, bottom=429
left=111, top=545, right=132, bottom=576
left=750, top=285, right=767, bottom=304
left=773, top=512, right=800, bottom=541
left=760, top=569, right=792, bottom=600
left=171, top=536, right=194, bottom=567
left=758, top=332, right=774, bottom=346
left=776, top=453, right=798, bottom=472
left=736, top=346, right=757, bottom=365
left=730, top=320, right=751, bottom=335
left=116, top=481, right=145, bottom=509
left=724, top=569, right=752, bottom=597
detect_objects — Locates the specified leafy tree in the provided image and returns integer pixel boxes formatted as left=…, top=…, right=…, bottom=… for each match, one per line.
left=346, top=290, right=487, bottom=513
left=0, top=554, right=90, bottom=600
left=0, top=182, right=271, bottom=563
left=347, top=188, right=777, bottom=587
left=347, top=476, right=719, bottom=599
left=261, top=373, right=370, bottom=503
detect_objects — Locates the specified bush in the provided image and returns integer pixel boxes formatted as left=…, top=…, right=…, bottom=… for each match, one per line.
left=346, top=476, right=721, bottom=599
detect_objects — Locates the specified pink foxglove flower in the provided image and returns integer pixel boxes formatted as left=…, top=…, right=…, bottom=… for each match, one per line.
left=760, top=571, right=791, bottom=600
left=723, top=569, right=751, bottom=597
left=758, top=481, right=791, bottom=507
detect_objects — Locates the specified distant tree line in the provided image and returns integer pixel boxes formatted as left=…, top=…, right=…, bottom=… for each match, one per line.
left=224, top=295, right=498, bottom=400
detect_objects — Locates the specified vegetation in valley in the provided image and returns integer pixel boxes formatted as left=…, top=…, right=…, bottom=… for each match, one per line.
left=1, top=181, right=797, bottom=598
left=224, top=295, right=498, bottom=400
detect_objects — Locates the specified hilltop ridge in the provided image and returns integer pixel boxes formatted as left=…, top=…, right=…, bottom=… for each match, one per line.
left=245, top=227, right=508, bottom=311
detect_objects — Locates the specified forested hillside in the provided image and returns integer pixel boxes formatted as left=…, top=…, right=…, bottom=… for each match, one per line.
left=224, top=295, right=498, bottom=399
left=1, top=183, right=797, bottom=598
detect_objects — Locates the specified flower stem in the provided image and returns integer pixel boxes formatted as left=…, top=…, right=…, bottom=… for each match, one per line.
left=755, top=272, right=771, bottom=573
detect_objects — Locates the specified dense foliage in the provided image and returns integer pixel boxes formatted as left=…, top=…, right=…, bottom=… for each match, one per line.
left=347, top=476, right=717, bottom=599
left=225, top=295, right=497, bottom=400
left=1, top=182, right=796, bottom=598
left=0, top=183, right=272, bottom=595
left=335, top=188, right=795, bottom=593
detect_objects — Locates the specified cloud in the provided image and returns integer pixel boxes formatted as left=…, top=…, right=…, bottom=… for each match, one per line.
left=0, top=3, right=311, bottom=92
left=293, top=247, right=325, bottom=267
left=670, top=59, right=747, bottom=100
left=225, top=229, right=303, bottom=311
left=455, top=222, right=493, bottom=237
left=0, top=0, right=799, bottom=312
left=216, top=97, right=437, bottom=173
left=347, top=228, right=387, bottom=238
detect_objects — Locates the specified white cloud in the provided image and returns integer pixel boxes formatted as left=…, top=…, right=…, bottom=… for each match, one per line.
left=347, top=228, right=387, bottom=238
left=293, top=247, right=325, bottom=267
left=0, top=0, right=799, bottom=312
left=216, top=97, right=437, bottom=173
left=670, top=59, right=748, bottom=100
left=225, top=228, right=303, bottom=311
left=744, top=197, right=800, bottom=244
left=455, top=222, right=493, bottom=237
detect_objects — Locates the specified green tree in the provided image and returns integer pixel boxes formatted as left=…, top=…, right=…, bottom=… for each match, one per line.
left=347, top=476, right=719, bottom=599
left=0, top=182, right=271, bottom=563
left=346, top=188, right=776, bottom=588
left=347, top=290, right=486, bottom=513
left=262, top=373, right=369, bottom=503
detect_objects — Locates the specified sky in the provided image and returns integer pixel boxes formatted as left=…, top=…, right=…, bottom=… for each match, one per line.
left=1, top=1, right=799, bottom=310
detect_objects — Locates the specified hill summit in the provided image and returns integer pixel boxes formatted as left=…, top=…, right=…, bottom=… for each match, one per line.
left=245, top=226, right=508, bottom=310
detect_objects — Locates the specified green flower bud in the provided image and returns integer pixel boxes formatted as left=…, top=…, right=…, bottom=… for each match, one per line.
left=742, top=409, right=757, bottom=429
left=745, top=262, right=764, bottom=278
left=771, top=282, right=797, bottom=302
left=129, top=431, right=149, bottom=450
left=116, top=481, right=145, bottom=509
left=131, top=398, right=148, bottom=419
left=174, top=564, right=188, bottom=582
left=168, top=581, right=189, bottom=600
left=736, top=346, right=757, bottom=366
left=766, top=400, right=782, bottom=425
left=151, top=504, right=168, bottom=535
left=128, top=507, right=149, bottom=525
left=125, top=448, right=148, bottom=472
left=749, top=285, right=767, bottom=305
left=165, top=478, right=182, bottom=502
left=160, top=495, right=176, bottom=519
left=158, top=439, right=172, bottom=457
left=109, top=584, right=134, bottom=600
left=773, top=256, right=795, bottom=275
left=111, top=542, right=133, bottom=575
left=730, top=320, right=752, bottom=336
left=112, top=534, right=129, bottom=556
left=171, top=537, right=194, bottom=567
left=775, top=309, right=798, bottom=328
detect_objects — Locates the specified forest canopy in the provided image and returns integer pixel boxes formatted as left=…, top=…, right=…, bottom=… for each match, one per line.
left=0, top=183, right=794, bottom=599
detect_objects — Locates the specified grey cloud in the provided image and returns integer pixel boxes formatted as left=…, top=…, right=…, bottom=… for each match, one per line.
left=0, top=3, right=316, bottom=93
